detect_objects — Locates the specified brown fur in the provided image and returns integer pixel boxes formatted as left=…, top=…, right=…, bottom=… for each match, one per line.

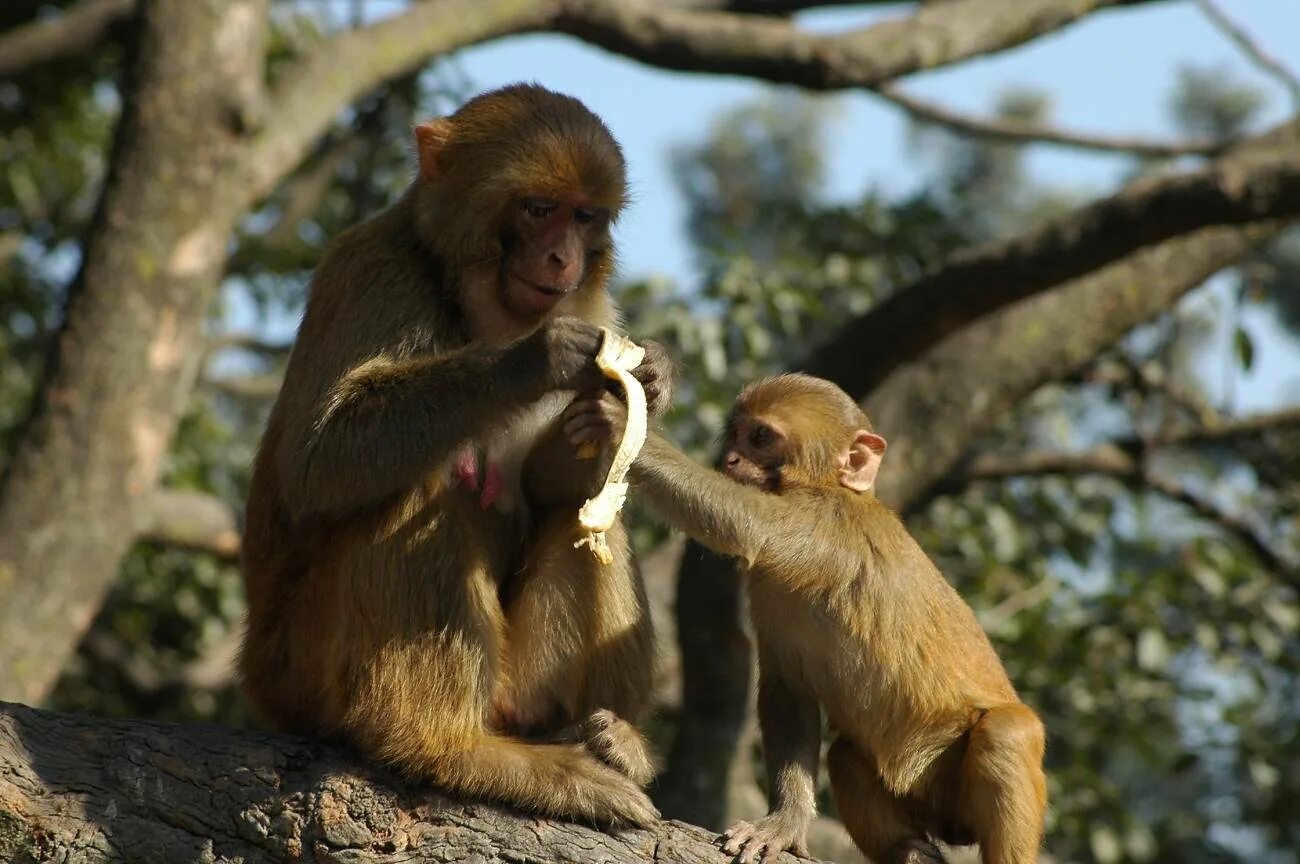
left=239, top=84, right=662, bottom=827
left=632, top=373, right=1047, bottom=863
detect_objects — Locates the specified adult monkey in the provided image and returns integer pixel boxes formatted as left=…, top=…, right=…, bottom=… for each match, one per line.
left=239, top=84, right=670, bottom=827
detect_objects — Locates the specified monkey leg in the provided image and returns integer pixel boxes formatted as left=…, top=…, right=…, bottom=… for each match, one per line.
left=827, top=737, right=945, bottom=864
left=339, top=609, right=657, bottom=825
left=956, top=704, right=1047, bottom=864
left=504, top=515, right=656, bottom=783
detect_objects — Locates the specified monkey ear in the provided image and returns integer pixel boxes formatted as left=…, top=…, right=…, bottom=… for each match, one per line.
left=414, top=119, right=453, bottom=183
left=839, top=429, right=887, bottom=493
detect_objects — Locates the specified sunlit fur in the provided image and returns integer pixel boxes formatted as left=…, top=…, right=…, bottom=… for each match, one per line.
left=239, top=84, right=657, bottom=827
left=632, top=376, right=1047, bottom=864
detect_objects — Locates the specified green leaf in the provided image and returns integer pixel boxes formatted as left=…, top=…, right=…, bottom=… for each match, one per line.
left=1234, top=325, right=1255, bottom=370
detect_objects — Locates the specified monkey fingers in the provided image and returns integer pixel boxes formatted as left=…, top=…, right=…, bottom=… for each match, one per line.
left=579, top=709, right=657, bottom=787
left=722, top=814, right=810, bottom=864
left=563, top=395, right=626, bottom=448
left=630, top=339, right=674, bottom=417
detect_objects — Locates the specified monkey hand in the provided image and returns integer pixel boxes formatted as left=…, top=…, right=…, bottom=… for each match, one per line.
left=565, top=391, right=627, bottom=457
left=629, top=339, right=675, bottom=417
left=522, top=316, right=606, bottom=394
left=722, top=813, right=812, bottom=864
left=580, top=709, right=657, bottom=787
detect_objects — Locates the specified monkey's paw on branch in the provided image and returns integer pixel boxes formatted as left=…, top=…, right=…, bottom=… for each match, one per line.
left=576, top=329, right=647, bottom=564
left=0, top=701, right=829, bottom=864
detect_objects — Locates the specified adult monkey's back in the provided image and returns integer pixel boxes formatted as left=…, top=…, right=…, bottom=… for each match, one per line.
left=239, top=85, right=670, bottom=827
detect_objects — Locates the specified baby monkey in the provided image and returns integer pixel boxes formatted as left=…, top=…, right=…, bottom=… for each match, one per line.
left=626, top=374, right=1047, bottom=864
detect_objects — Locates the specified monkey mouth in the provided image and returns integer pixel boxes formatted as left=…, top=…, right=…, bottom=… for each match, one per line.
left=508, top=274, right=571, bottom=315
left=513, top=274, right=567, bottom=296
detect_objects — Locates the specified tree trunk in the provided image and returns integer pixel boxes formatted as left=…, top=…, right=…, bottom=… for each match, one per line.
left=0, top=702, right=809, bottom=864
left=0, top=0, right=267, bottom=703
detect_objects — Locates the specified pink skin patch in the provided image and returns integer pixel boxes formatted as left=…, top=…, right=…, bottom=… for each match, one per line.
left=454, top=447, right=502, bottom=509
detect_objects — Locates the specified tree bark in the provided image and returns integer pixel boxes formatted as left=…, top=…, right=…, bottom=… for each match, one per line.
left=0, top=702, right=803, bottom=864
left=0, top=0, right=268, bottom=704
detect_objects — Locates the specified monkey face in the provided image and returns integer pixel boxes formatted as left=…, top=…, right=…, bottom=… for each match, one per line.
left=499, top=196, right=611, bottom=321
left=722, top=414, right=786, bottom=492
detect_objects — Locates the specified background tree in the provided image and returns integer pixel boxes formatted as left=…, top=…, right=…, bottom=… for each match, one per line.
left=1, top=1, right=1298, bottom=862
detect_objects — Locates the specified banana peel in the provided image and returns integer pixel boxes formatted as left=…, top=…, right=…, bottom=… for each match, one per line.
left=574, top=329, right=646, bottom=564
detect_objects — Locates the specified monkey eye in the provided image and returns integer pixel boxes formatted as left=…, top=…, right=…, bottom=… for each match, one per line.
left=522, top=198, right=557, bottom=219
left=749, top=424, right=774, bottom=448
left=574, top=207, right=599, bottom=225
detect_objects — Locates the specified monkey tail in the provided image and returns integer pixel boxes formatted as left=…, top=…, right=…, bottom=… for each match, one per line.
left=404, top=734, right=661, bottom=828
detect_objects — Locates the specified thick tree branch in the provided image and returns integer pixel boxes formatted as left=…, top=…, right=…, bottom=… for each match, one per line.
left=555, top=0, right=1134, bottom=90
left=1194, top=0, right=1300, bottom=109
left=134, top=488, right=240, bottom=561
left=0, top=0, right=136, bottom=79
left=0, top=702, right=792, bottom=864
left=878, top=84, right=1229, bottom=157
left=806, top=121, right=1300, bottom=399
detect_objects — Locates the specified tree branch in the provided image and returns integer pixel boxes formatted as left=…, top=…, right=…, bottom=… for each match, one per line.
left=555, top=0, right=1135, bottom=90
left=1194, top=0, right=1300, bottom=109
left=806, top=120, right=1300, bottom=399
left=954, top=445, right=1296, bottom=586
left=0, top=0, right=136, bottom=79
left=134, top=488, right=240, bottom=561
left=0, top=702, right=785, bottom=864
left=870, top=222, right=1283, bottom=514
left=242, top=0, right=1153, bottom=207
left=242, top=0, right=555, bottom=202
left=877, top=84, right=1229, bottom=157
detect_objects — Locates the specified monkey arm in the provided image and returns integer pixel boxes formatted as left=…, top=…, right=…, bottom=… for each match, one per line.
left=631, top=433, right=804, bottom=566
left=276, top=341, right=544, bottom=521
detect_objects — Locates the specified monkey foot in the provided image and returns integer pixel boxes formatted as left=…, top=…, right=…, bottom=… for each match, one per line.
left=721, top=814, right=811, bottom=864
left=889, top=838, right=947, bottom=864
left=580, top=709, right=657, bottom=787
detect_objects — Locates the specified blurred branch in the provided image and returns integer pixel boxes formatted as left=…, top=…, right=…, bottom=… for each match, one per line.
left=0, top=0, right=136, bottom=79
left=872, top=223, right=1283, bottom=514
left=205, top=373, right=283, bottom=400
left=957, top=444, right=1297, bottom=586
left=1154, top=406, right=1300, bottom=449
left=556, top=0, right=1136, bottom=90
left=262, top=135, right=362, bottom=249
left=806, top=120, right=1300, bottom=399
left=203, top=332, right=292, bottom=363
left=1086, top=358, right=1225, bottom=427
left=135, top=488, right=240, bottom=562
left=82, top=626, right=238, bottom=695
left=878, top=84, right=1229, bottom=157
left=243, top=0, right=551, bottom=201
left=1194, top=0, right=1300, bottom=109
